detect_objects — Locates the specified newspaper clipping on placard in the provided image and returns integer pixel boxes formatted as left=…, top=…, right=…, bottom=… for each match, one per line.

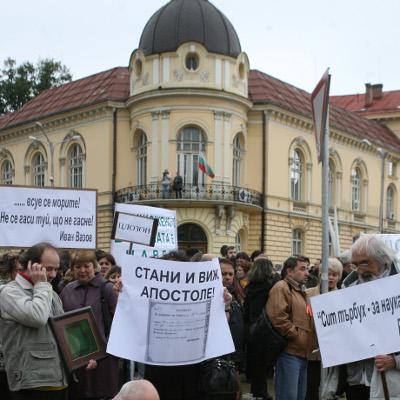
left=310, top=274, right=400, bottom=368
left=0, top=185, right=96, bottom=248
left=107, top=256, right=235, bottom=365
left=111, top=203, right=177, bottom=263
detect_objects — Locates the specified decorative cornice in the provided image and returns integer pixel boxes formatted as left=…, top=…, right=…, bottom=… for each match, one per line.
left=0, top=102, right=120, bottom=141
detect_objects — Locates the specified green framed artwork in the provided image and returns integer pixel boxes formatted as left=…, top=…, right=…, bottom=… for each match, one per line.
left=50, top=306, right=107, bottom=372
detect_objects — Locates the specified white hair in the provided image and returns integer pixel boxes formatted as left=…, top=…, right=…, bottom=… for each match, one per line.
left=351, top=235, right=395, bottom=270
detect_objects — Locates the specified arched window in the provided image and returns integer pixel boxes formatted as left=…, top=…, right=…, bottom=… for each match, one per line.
left=177, top=126, right=206, bottom=186
left=290, top=149, right=304, bottom=201
left=1, top=159, right=13, bottom=185
left=233, top=134, right=243, bottom=186
left=386, top=185, right=395, bottom=220
left=292, top=229, right=303, bottom=256
left=351, top=167, right=362, bottom=211
left=68, top=144, right=83, bottom=188
left=329, top=159, right=335, bottom=207
left=32, top=153, right=45, bottom=187
left=136, top=132, right=147, bottom=186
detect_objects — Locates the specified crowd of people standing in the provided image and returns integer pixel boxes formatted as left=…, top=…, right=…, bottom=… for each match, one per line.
left=0, top=235, right=399, bottom=399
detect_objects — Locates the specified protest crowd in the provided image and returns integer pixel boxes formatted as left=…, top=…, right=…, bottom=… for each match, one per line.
left=1, top=235, right=400, bottom=400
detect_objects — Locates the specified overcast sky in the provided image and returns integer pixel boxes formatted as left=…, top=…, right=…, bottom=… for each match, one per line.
left=2, top=0, right=399, bottom=95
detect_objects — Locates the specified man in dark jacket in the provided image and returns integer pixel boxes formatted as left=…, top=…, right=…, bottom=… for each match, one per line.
left=172, top=171, right=183, bottom=199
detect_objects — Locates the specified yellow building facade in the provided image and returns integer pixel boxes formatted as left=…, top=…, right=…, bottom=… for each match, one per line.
left=1, top=0, right=399, bottom=264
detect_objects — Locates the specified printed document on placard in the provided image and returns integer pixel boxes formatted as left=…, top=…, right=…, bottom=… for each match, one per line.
left=107, top=256, right=235, bottom=365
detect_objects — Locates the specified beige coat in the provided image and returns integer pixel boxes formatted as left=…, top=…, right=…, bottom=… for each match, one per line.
left=266, top=279, right=316, bottom=359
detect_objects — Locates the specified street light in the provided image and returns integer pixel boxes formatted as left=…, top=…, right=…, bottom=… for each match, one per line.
left=31, top=122, right=80, bottom=187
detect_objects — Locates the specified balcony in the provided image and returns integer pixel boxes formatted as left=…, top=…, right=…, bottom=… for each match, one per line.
left=115, top=183, right=263, bottom=208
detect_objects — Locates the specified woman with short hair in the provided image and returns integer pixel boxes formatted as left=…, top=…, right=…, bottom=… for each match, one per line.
left=60, top=250, right=119, bottom=399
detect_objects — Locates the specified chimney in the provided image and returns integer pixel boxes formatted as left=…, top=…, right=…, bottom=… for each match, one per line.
left=372, top=83, right=383, bottom=100
left=365, top=83, right=373, bottom=107
left=365, top=83, right=383, bottom=106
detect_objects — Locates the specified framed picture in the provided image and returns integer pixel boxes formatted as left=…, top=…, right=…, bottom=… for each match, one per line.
left=50, top=306, right=107, bottom=372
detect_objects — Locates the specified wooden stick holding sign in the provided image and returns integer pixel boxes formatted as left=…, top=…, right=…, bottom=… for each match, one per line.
left=111, top=211, right=159, bottom=248
left=381, top=372, right=390, bottom=400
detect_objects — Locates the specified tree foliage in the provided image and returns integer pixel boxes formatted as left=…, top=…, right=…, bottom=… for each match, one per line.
left=0, top=58, right=72, bottom=114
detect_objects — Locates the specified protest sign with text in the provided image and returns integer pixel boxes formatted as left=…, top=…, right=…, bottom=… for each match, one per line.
left=111, top=212, right=158, bottom=247
left=111, top=203, right=177, bottom=262
left=107, top=256, right=235, bottom=365
left=310, top=274, right=400, bottom=368
left=0, top=185, right=96, bottom=249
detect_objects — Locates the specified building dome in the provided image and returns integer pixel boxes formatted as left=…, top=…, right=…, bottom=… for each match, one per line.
left=139, top=0, right=242, bottom=58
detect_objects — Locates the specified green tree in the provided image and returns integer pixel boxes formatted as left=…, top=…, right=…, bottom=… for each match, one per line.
left=0, top=57, right=72, bottom=114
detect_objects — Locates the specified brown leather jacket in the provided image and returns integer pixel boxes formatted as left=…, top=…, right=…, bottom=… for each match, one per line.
left=266, top=278, right=316, bottom=359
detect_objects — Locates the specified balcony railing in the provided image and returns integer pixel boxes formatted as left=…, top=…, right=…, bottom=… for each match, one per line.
left=116, top=183, right=263, bottom=207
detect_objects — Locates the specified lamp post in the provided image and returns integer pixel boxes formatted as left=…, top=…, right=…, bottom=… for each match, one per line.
left=30, top=122, right=79, bottom=187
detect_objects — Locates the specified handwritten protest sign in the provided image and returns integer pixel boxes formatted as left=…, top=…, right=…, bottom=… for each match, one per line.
left=0, top=185, right=96, bottom=249
left=111, top=203, right=177, bottom=262
left=310, top=274, right=400, bottom=367
left=107, top=257, right=235, bottom=365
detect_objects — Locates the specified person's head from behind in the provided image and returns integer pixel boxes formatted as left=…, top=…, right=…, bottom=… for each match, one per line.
left=338, top=249, right=353, bottom=273
left=19, top=242, right=60, bottom=282
left=96, top=252, right=116, bottom=276
left=220, top=245, right=228, bottom=257
left=283, top=255, right=309, bottom=285
left=72, top=250, right=99, bottom=285
left=0, top=252, right=21, bottom=281
left=351, top=235, right=395, bottom=283
left=113, top=379, right=159, bottom=400
left=248, top=257, right=274, bottom=283
left=250, top=249, right=263, bottom=262
left=219, top=258, right=235, bottom=287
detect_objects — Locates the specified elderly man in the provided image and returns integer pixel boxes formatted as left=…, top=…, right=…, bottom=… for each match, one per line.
left=0, top=242, right=68, bottom=399
left=344, top=235, right=400, bottom=399
left=113, top=379, right=160, bottom=400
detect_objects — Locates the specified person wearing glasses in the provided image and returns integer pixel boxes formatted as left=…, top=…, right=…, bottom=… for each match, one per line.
left=341, top=235, right=400, bottom=400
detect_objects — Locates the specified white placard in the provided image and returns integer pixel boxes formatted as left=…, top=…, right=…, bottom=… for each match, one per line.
left=111, top=212, right=158, bottom=247
left=111, top=203, right=177, bottom=262
left=0, top=185, right=96, bottom=249
left=310, top=274, right=400, bottom=368
left=107, top=257, right=235, bottom=365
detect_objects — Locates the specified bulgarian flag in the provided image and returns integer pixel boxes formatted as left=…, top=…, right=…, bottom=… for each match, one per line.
left=198, top=153, right=215, bottom=179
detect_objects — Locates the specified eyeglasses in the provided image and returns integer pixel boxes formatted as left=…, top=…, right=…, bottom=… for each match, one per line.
left=351, top=260, right=370, bottom=269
